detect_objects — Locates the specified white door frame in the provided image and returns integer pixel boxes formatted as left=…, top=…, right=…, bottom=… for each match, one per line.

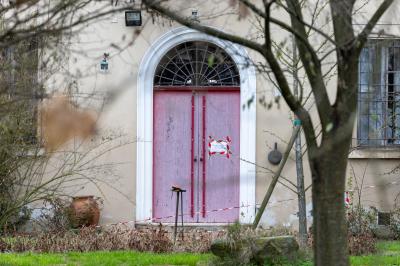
left=136, top=27, right=256, bottom=224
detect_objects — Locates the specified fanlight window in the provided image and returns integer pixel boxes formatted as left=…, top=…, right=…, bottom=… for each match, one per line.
left=154, top=41, right=240, bottom=87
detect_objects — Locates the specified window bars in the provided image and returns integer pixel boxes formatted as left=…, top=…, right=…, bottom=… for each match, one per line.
left=358, top=39, right=400, bottom=146
left=154, top=41, right=240, bottom=87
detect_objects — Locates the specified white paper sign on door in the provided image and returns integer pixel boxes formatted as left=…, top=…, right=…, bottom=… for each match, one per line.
left=208, top=136, right=232, bottom=158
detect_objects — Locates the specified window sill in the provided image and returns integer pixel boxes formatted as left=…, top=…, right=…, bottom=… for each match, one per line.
left=349, top=147, right=400, bottom=159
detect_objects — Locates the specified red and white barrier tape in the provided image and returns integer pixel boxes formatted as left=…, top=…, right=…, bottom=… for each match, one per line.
left=96, top=204, right=254, bottom=228
left=347, top=180, right=400, bottom=191
left=95, top=197, right=299, bottom=228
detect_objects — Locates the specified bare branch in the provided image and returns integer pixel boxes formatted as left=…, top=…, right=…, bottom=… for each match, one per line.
left=142, top=0, right=265, bottom=55
left=356, top=0, right=395, bottom=51
left=240, top=0, right=336, bottom=47
left=286, top=0, right=333, bottom=129
left=262, top=0, right=319, bottom=152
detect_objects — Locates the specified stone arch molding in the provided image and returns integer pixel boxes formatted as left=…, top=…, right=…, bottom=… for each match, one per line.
left=136, top=27, right=256, bottom=224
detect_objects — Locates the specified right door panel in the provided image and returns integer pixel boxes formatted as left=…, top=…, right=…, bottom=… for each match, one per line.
left=199, top=91, right=240, bottom=223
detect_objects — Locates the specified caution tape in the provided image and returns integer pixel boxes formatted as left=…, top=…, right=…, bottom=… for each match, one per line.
left=347, top=180, right=400, bottom=191
left=94, top=197, right=299, bottom=228
left=96, top=204, right=254, bottom=228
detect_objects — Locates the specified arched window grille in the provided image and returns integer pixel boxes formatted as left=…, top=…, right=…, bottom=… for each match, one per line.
left=154, top=41, right=240, bottom=87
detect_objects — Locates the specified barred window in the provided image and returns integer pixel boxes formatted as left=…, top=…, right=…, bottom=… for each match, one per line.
left=358, top=40, right=400, bottom=146
left=0, top=38, right=41, bottom=144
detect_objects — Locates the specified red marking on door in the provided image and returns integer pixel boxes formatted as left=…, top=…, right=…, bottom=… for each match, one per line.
left=153, top=88, right=240, bottom=223
left=190, top=95, right=195, bottom=217
left=202, top=95, right=206, bottom=218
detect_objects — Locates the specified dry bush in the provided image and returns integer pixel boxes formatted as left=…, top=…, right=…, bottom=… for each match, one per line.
left=128, top=226, right=172, bottom=253
left=0, top=224, right=303, bottom=257
left=259, top=225, right=294, bottom=237
left=307, top=207, right=378, bottom=256
left=1, top=235, right=37, bottom=252
left=0, top=238, right=7, bottom=252
left=0, top=225, right=225, bottom=253
left=346, top=206, right=377, bottom=255
left=347, top=232, right=376, bottom=256
left=175, top=228, right=226, bottom=253
left=308, top=229, right=376, bottom=256
left=390, top=207, right=400, bottom=239
left=34, top=198, right=73, bottom=232
left=35, top=227, right=128, bottom=252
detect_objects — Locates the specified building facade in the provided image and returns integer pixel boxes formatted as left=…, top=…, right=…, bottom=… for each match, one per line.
left=42, top=0, right=400, bottom=229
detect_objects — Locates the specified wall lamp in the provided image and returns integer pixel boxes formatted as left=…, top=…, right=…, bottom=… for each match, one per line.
left=125, top=10, right=142, bottom=26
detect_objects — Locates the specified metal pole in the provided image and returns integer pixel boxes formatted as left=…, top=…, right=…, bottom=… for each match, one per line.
left=174, top=191, right=180, bottom=243
left=292, top=35, right=308, bottom=247
left=180, top=191, right=184, bottom=240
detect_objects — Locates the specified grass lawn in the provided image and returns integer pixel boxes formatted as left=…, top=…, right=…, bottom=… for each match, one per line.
left=0, top=241, right=399, bottom=266
left=350, top=241, right=400, bottom=266
left=0, top=251, right=212, bottom=266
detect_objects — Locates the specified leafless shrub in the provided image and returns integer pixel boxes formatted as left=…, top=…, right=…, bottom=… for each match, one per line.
left=347, top=232, right=376, bottom=256
left=259, top=225, right=294, bottom=237
left=0, top=224, right=306, bottom=256
left=3, top=235, right=36, bottom=252
left=346, top=207, right=377, bottom=255
left=128, top=225, right=172, bottom=253
left=0, top=238, right=8, bottom=252
left=307, top=229, right=376, bottom=256
left=35, top=227, right=129, bottom=252
left=174, top=228, right=226, bottom=253
left=0, top=226, right=226, bottom=253
left=33, top=198, right=72, bottom=232
left=308, top=208, right=377, bottom=256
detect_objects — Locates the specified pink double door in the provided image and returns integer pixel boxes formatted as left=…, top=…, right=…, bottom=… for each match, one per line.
left=153, top=88, right=240, bottom=223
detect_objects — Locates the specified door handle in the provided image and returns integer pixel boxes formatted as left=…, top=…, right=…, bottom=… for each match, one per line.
left=194, top=157, right=197, bottom=162
left=200, top=158, right=203, bottom=162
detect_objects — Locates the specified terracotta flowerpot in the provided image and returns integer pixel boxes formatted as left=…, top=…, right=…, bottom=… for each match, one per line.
left=69, top=196, right=100, bottom=228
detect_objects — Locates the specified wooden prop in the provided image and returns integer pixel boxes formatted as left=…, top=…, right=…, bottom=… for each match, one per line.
left=252, top=125, right=301, bottom=229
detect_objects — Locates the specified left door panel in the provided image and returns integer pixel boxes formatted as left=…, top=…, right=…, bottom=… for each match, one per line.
left=153, top=91, right=196, bottom=222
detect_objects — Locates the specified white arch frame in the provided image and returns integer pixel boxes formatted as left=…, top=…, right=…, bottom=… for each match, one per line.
left=136, top=27, right=256, bottom=224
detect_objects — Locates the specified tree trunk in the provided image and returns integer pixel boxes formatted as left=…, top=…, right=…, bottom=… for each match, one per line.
left=311, top=133, right=351, bottom=266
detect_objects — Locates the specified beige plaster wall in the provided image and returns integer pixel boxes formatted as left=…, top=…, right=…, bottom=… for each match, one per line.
left=43, top=0, right=400, bottom=229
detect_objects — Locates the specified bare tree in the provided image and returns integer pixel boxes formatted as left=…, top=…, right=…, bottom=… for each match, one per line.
left=0, top=0, right=139, bottom=54
left=142, top=0, right=395, bottom=264
left=0, top=0, right=133, bottom=231
left=0, top=71, right=131, bottom=231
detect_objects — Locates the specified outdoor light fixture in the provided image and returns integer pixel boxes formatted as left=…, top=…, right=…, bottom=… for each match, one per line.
left=191, top=9, right=198, bottom=19
left=191, top=9, right=199, bottom=22
left=100, top=53, right=110, bottom=72
left=125, top=10, right=142, bottom=26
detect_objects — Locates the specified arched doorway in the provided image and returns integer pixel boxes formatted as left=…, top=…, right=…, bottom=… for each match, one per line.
left=136, top=27, right=256, bottom=224
left=153, top=41, right=240, bottom=223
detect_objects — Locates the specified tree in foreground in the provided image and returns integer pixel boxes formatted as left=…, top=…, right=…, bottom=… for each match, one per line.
left=142, top=0, right=395, bottom=265
left=0, top=0, right=130, bottom=232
